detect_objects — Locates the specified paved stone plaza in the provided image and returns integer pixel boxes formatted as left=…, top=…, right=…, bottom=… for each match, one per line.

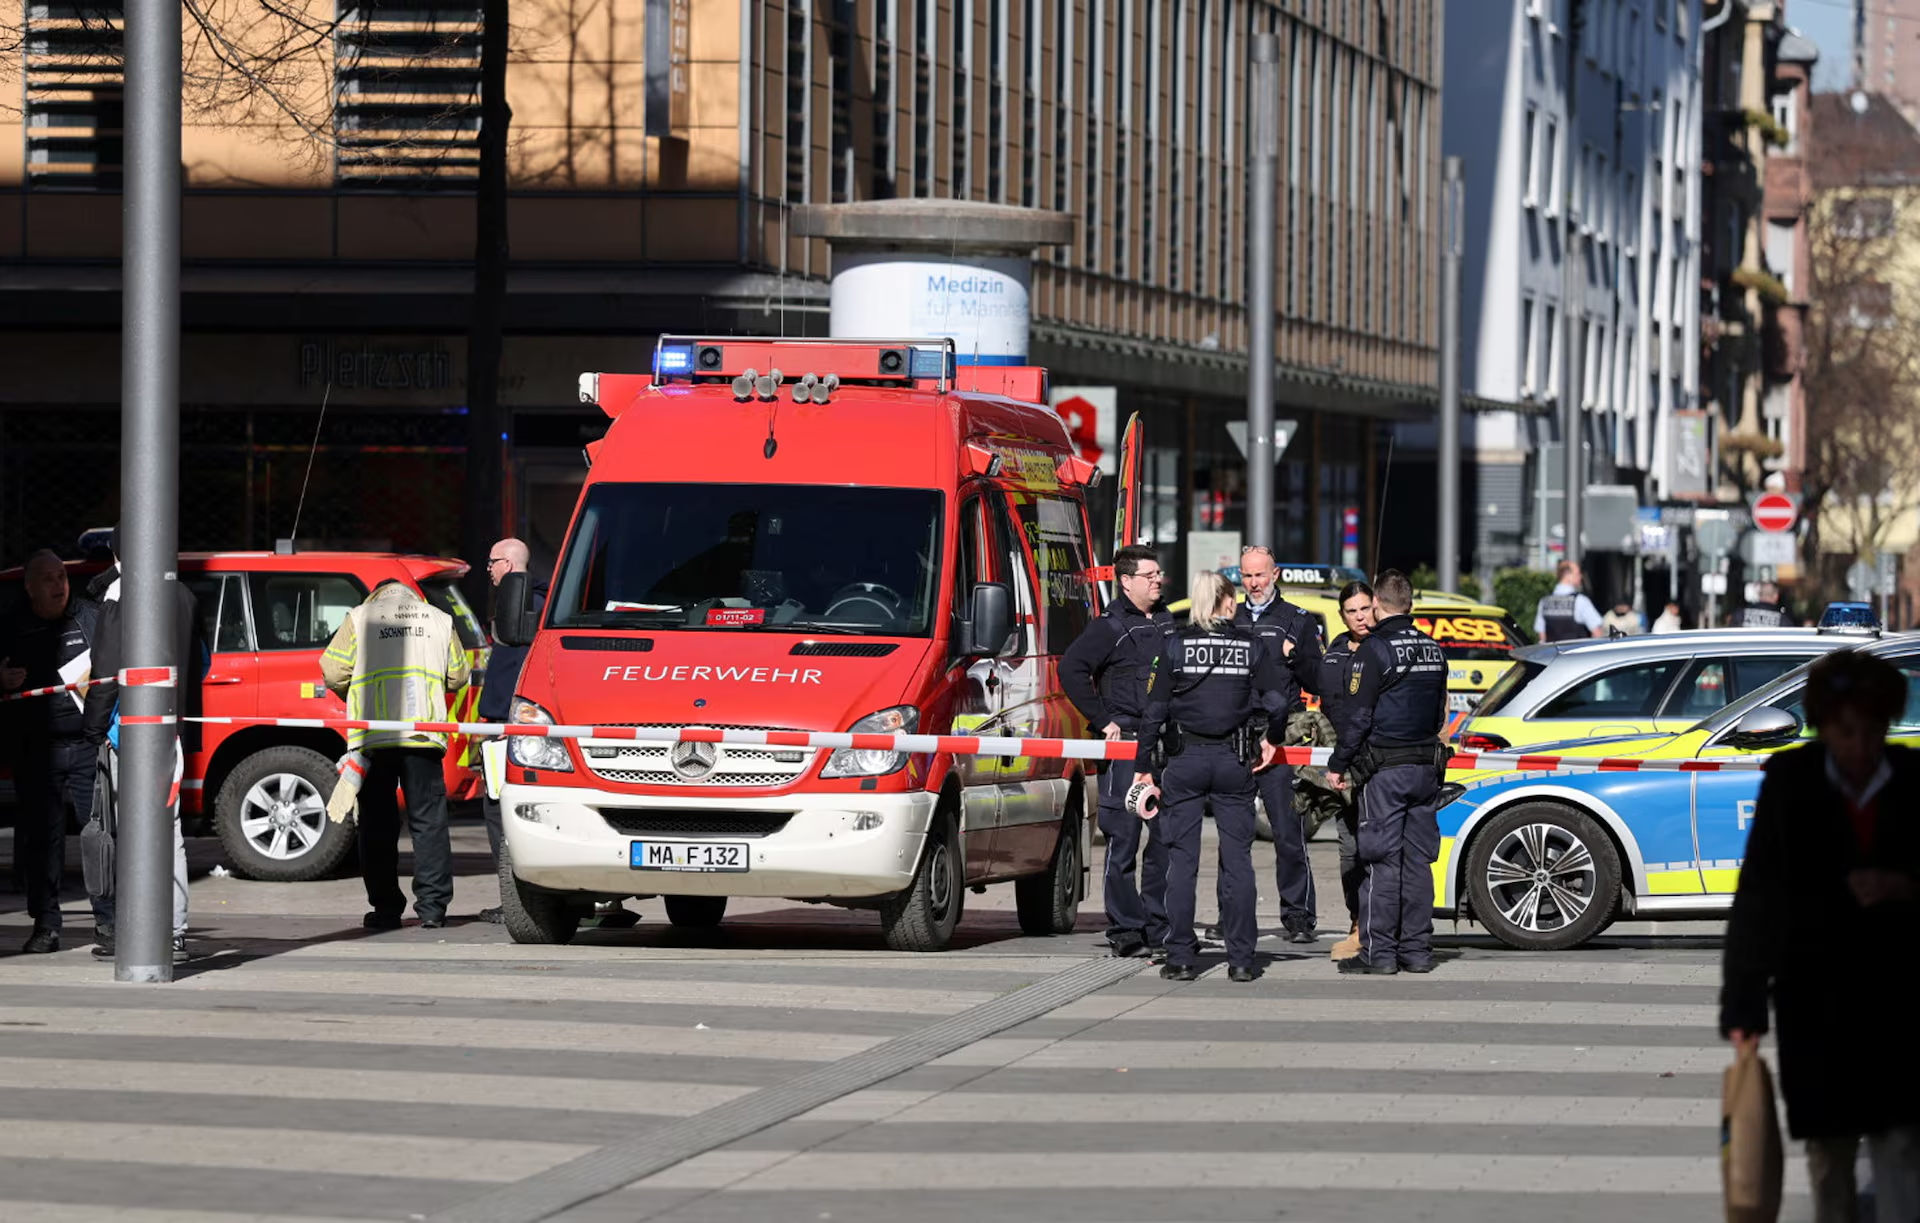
left=0, top=819, right=1803, bottom=1222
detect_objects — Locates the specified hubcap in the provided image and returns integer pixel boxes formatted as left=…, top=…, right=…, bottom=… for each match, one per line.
left=238, top=773, right=328, bottom=860
left=1059, top=835, right=1077, bottom=909
left=1485, top=822, right=1598, bottom=934
left=927, top=839, right=954, bottom=918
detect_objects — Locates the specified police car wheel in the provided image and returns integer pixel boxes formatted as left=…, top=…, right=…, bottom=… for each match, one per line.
left=213, top=746, right=356, bottom=883
left=1016, top=799, right=1082, bottom=936
left=1465, top=803, right=1620, bottom=952
left=664, top=895, right=727, bottom=929
left=879, top=809, right=963, bottom=952
left=497, top=841, right=581, bottom=945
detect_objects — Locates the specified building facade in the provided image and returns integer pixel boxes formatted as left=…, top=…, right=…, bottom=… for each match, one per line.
left=1698, top=1, right=1816, bottom=518
left=1441, top=0, right=1704, bottom=586
left=1807, top=90, right=1920, bottom=625
left=1858, top=0, right=1920, bottom=131
left=0, top=0, right=1445, bottom=584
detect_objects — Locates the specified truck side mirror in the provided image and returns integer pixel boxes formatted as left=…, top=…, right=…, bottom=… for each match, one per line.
left=1725, top=706, right=1800, bottom=750
left=493, top=571, right=536, bottom=647
left=957, top=582, right=1012, bottom=658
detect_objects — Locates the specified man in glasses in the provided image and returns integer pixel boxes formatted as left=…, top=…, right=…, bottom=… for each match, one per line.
left=1062, top=545, right=1175, bottom=958
left=1229, top=545, right=1325, bottom=945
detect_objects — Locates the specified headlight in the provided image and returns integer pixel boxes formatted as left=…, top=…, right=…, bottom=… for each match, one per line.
left=821, top=705, right=919, bottom=778
left=507, top=698, right=574, bottom=772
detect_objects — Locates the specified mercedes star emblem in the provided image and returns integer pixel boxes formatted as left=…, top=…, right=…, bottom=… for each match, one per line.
left=670, top=739, right=719, bottom=781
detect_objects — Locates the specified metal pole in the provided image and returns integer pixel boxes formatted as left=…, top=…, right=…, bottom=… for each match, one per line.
left=1561, top=0, right=1584, bottom=571
left=117, top=0, right=182, bottom=983
left=1246, top=33, right=1280, bottom=549
left=1438, top=157, right=1464, bottom=591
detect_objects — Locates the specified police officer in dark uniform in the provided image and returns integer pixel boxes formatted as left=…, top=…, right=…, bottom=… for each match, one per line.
left=1061, top=544, right=1174, bottom=957
left=1533, top=559, right=1605, bottom=642
left=1328, top=569, right=1450, bottom=976
left=1298, top=580, right=1375, bottom=961
left=1137, top=572, right=1292, bottom=982
left=0, top=550, right=103, bottom=953
left=1731, top=582, right=1793, bottom=628
left=1230, top=546, right=1324, bottom=944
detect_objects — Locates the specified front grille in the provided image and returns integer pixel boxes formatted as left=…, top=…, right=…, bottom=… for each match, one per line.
left=789, top=641, right=898, bottom=657
left=599, top=810, right=793, bottom=838
left=580, top=723, right=815, bottom=788
left=594, top=769, right=799, bottom=787
left=561, top=636, right=655, bottom=652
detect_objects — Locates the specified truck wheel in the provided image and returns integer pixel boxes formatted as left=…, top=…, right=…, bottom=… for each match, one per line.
left=664, top=896, right=727, bottom=928
left=498, top=841, right=580, bottom=945
left=214, top=746, right=355, bottom=883
left=879, top=810, right=963, bottom=952
left=1016, top=806, right=1082, bottom=936
left=1465, top=803, right=1621, bottom=951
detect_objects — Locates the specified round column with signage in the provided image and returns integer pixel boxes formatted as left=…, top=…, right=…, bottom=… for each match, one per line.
left=791, top=201, right=1074, bottom=366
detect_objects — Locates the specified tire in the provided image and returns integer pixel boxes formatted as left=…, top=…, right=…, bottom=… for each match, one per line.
left=1254, top=800, right=1275, bottom=843
left=1016, top=797, right=1082, bottom=936
left=214, top=746, right=356, bottom=882
left=879, top=808, right=964, bottom=952
left=664, top=895, right=727, bottom=928
left=1465, top=802, right=1622, bottom=951
left=498, top=841, right=581, bottom=945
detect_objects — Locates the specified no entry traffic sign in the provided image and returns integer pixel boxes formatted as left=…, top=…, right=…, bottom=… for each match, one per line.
left=1752, top=492, right=1798, bottom=534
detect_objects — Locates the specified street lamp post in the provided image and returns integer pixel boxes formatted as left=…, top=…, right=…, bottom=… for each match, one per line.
left=1246, top=34, right=1280, bottom=550
left=1438, top=157, right=1464, bottom=591
left=117, top=0, right=184, bottom=982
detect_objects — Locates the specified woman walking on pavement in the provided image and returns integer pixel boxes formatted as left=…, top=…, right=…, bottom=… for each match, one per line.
left=1721, top=650, right=1920, bottom=1221
left=1136, top=572, right=1293, bottom=982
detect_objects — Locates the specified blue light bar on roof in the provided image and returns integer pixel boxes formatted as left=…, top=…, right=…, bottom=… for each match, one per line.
left=655, top=345, right=695, bottom=375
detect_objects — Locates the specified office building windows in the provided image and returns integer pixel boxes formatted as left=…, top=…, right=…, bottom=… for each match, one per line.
left=335, top=0, right=485, bottom=188
left=22, top=0, right=124, bottom=189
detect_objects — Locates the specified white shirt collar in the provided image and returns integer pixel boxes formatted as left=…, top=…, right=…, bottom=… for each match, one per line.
left=1825, top=751, right=1893, bottom=809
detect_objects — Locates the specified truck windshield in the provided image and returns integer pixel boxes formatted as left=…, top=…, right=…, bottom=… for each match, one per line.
left=550, top=483, right=943, bottom=636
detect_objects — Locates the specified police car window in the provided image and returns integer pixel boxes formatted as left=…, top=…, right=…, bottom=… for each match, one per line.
left=1536, top=660, right=1684, bottom=719
left=1007, top=492, right=1094, bottom=654
left=248, top=573, right=365, bottom=651
left=1734, top=655, right=1814, bottom=703
left=550, top=483, right=943, bottom=636
left=1670, top=658, right=1736, bottom=718
left=182, top=574, right=252, bottom=653
left=1740, top=659, right=1920, bottom=741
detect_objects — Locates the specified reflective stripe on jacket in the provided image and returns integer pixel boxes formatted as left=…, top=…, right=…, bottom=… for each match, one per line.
left=320, top=584, right=471, bottom=752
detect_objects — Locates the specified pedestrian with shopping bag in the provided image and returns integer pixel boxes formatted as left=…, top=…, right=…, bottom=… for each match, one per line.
left=1721, top=651, right=1920, bottom=1222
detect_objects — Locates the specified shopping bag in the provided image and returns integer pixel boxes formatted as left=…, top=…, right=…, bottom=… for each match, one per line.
left=80, top=745, right=116, bottom=901
left=1721, top=1043, right=1784, bottom=1223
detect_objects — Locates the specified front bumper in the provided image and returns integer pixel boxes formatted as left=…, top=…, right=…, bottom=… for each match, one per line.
left=499, top=782, right=940, bottom=898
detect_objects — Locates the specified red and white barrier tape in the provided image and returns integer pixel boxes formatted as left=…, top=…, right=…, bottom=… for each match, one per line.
left=0, top=677, right=104, bottom=703
left=1, top=665, right=175, bottom=704
left=140, top=714, right=1769, bottom=773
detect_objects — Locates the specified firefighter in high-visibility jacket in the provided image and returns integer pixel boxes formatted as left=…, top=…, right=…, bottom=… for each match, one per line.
left=321, top=579, right=471, bottom=929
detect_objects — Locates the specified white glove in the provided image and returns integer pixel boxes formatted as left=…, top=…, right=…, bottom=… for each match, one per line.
left=326, top=751, right=370, bottom=824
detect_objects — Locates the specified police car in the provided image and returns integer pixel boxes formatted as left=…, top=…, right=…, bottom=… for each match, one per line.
left=1455, top=629, right=1846, bottom=753
left=1437, top=624, right=1920, bottom=950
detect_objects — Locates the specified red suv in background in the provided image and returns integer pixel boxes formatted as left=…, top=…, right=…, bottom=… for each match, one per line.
left=2, top=551, right=488, bottom=882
